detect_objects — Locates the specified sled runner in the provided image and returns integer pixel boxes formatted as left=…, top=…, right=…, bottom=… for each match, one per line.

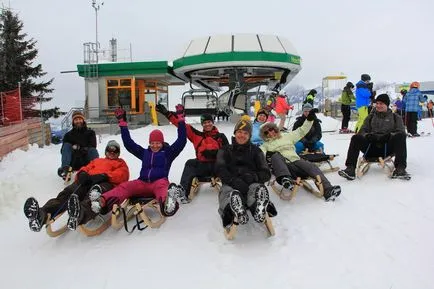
left=300, top=175, right=324, bottom=198
left=357, top=155, right=395, bottom=178
left=188, top=177, right=221, bottom=201
left=269, top=177, right=302, bottom=201
left=270, top=175, right=323, bottom=200
left=224, top=214, right=275, bottom=240
left=78, top=213, right=111, bottom=237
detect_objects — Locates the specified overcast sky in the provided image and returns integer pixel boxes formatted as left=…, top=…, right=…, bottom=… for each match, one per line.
left=7, top=0, right=434, bottom=110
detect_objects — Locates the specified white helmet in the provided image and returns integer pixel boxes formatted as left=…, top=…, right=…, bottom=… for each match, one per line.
left=279, top=89, right=287, bottom=96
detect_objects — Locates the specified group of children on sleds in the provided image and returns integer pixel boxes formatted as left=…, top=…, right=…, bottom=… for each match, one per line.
left=23, top=88, right=411, bottom=238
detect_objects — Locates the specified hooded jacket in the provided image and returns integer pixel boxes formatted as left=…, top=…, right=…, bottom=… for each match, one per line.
left=63, top=121, right=97, bottom=149
left=215, top=137, right=271, bottom=192
left=260, top=120, right=313, bottom=162
left=292, top=114, right=322, bottom=144
left=359, top=108, right=405, bottom=135
left=168, top=114, right=228, bottom=162
left=120, top=121, right=186, bottom=182
left=76, top=157, right=129, bottom=186
left=355, top=80, right=372, bottom=108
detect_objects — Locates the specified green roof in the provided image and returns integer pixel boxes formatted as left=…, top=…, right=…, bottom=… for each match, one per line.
left=77, top=61, right=170, bottom=77
left=173, top=51, right=301, bottom=70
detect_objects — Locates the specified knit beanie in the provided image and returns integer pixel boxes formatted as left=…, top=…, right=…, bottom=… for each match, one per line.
left=256, top=108, right=269, bottom=120
left=233, top=119, right=252, bottom=135
left=72, top=111, right=85, bottom=122
left=375, top=94, right=390, bottom=106
left=105, top=140, right=120, bottom=153
left=302, top=103, right=313, bottom=112
left=200, top=114, right=214, bottom=125
left=149, top=129, right=164, bottom=143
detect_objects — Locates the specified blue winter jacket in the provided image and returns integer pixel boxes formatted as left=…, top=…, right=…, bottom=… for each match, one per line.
left=251, top=120, right=264, bottom=146
left=355, top=80, right=372, bottom=108
left=405, top=88, right=425, bottom=112
left=120, top=121, right=186, bottom=182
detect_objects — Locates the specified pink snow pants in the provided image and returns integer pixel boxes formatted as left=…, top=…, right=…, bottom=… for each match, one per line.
left=102, top=178, right=169, bottom=207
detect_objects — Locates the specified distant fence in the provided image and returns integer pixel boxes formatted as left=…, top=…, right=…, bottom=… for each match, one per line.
left=0, top=118, right=51, bottom=160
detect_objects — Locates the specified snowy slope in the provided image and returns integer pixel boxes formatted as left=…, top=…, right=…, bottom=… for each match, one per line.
left=1, top=116, right=434, bottom=289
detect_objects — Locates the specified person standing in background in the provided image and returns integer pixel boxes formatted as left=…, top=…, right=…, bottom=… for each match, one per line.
left=339, top=82, right=355, bottom=133
left=354, top=74, right=373, bottom=133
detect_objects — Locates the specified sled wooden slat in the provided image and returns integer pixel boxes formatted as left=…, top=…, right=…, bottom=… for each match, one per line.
left=111, top=199, right=135, bottom=230
left=135, top=199, right=166, bottom=229
left=78, top=214, right=111, bottom=237
left=264, top=214, right=275, bottom=237
left=188, top=177, right=221, bottom=201
left=45, top=213, right=68, bottom=238
left=301, top=175, right=324, bottom=198
left=270, top=177, right=301, bottom=201
left=224, top=224, right=237, bottom=240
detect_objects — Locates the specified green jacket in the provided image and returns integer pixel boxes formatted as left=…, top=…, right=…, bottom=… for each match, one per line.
left=340, top=88, right=355, bottom=105
left=260, top=120, right=313, bottom=162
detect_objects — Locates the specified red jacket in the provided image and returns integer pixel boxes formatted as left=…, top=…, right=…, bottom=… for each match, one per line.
left=275, top=95, right=293, bottom=114
left=169, top=114, right=228, bottom=162
left=76, top=157, right=129, bottom=185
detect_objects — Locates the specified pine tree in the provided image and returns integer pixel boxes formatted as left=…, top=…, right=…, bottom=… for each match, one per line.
left=0, top=9, right=64, bottom=120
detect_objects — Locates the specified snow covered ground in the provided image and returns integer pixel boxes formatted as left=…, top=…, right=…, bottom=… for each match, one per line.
left=1, top=116, right=434, bottom=289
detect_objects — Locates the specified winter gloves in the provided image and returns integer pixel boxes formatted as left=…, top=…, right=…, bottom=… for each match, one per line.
left=77, top=172, right=109, bottom=185
left=114, top=108, right=127, bottom=127
left=156, top=104, right=185, bottom=122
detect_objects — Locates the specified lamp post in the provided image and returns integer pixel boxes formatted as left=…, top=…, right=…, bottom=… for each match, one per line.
left=91, top=0, right=103, bottom=64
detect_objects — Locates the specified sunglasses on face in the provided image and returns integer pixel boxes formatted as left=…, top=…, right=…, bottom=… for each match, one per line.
left=106, top=146, right=120, bottom=154
left=264, top=127, right=277, bottom=136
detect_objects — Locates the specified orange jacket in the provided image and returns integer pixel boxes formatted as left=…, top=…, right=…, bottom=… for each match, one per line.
left=275, top=96, right=293, bottom=114
left=76, top=157, right=129, bottom=186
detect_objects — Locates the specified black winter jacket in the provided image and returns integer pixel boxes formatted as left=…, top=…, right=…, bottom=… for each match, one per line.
left=292, top=115, right=322, bottom=144
left=215, top=137, right=271, bottom=194
left=63, top=123, right=97, bottom=150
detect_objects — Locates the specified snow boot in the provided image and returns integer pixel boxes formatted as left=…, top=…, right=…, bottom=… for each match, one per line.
left=280, top=176, right=295, bottom=191
left=391, top=167, right=411, bottom=180
left=252, top=185, right=270, bottom=223
left=67, top=194, right=81, bottom=231
left=324, top=185, right=341, bottom=202
left=338, top=166, right=356, bottom=180
left=57, top=166, right=71, bottom=180
left=89, top=184, right=103, bottom=202
left=229, top=190, right=248, bottom=225
left=163, top=183, right=179, bottom=216
left=176, top=184, right=189, bottom=204
left=23, top=197, right=46, bottom=232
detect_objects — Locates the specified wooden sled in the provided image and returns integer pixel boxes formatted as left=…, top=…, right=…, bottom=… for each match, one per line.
left=357, top=155, right=394, bottom=178
left=300, top=175, right=324, bottom=198
left=269, top=177, right=302, bottom=201
left=112, top=197, right=166, bottom=232
left=45, top=212, right=68, bottom=238
left=188, top=176, right=221, bottom=201
left=224, top=214, right=275, bottom=240
left=111, top=199, right=137, bottom=230
left=78, top=213, right=112, bottom=237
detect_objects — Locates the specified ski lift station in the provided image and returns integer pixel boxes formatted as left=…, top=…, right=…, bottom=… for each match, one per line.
left=76, top=34, right=302, bottom=125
